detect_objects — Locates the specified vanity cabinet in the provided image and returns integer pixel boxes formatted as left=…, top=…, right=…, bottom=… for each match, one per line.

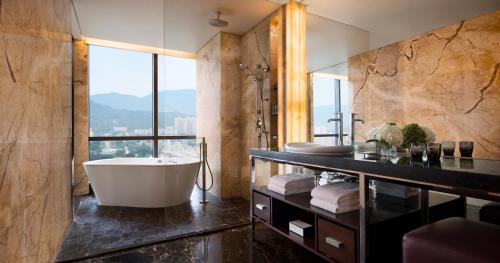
left=253, top=192, right=271, bottom=223
left=317, top=217, right=356, bottom=263
left=252, top=187, right=464, bottom=263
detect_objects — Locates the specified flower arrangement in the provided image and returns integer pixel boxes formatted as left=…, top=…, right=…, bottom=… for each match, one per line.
left=401, top=123, right=435, bottom=147
left=366, top=123, right=403, bottom=149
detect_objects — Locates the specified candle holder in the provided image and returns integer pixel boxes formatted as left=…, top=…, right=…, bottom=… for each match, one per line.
left=459, top=141, right=474, bottom=158
left=426, top=143, right=442, bottom=161
left=442, top=141, right=455, bottom=157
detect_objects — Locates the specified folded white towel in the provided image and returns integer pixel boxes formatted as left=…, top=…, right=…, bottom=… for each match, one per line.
left=310, top=197, right=359, bottom=214
left=311, top=182, right=358, bottom=206
left=267, top=183, right=314, bottom=196
left=268, top=173, right=314, bottom=189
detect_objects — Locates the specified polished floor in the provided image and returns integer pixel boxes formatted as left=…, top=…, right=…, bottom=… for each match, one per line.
left=75, top=223, right=326, bottom=263
left=56, top=188, right=249, bottom=262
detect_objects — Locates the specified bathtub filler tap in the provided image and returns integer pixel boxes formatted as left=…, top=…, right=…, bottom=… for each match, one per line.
left=200, top=137, right=209, bottom=204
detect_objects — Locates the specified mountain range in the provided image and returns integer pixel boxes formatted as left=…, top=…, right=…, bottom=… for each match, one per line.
left=90, top=89, right=349, bottom=134
left=91, top=89, right=196, bottom=115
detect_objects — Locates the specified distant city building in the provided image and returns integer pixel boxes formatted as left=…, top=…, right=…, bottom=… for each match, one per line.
left=113, top=126, right=128, bottom=132
left=174, top=117, right=195, bottom=135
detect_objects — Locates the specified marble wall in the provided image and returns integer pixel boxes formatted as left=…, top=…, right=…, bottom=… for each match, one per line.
left=196, top=32, right=242, bottom=198
left=73, top=40, right=89, bottom=195
left=0, top=0, right=73, bottom=262
left=239, top=14, right=276, bottom=199
left=350, top=10, right=500, bottom=159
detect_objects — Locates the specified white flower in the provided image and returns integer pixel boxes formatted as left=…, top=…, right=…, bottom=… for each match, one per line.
left=368, top=126, right=379, bottom=140
left=421, top=126, right=435, bottom=143
left=366, top=123, right=403, bottom=147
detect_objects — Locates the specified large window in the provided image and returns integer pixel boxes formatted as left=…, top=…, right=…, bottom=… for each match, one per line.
left=89, top=45, right=196, bottom=160
left=312, top=73, right=350, bottom=145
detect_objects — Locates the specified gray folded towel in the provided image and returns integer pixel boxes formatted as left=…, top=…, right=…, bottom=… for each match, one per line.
left=267, top=183, right=315, bottom=195
left=375, top=181, right=419, bottom=198
left=311, top=182, right=358, bottom=206
left=268, top=173, right=315, bottom=189
left=310, top=197, right=359, bottom=214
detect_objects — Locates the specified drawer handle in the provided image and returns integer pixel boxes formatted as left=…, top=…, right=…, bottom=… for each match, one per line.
left=255, top=203, right=267, bottom=210
left=325, top=237, right=343, bottom=248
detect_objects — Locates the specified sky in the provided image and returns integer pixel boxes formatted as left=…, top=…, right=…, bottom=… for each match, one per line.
left=89, top=45, right=196, bottom=96
left=88, top=45, right=347, bottom=108
left=312, top=75, right=349, bottom=107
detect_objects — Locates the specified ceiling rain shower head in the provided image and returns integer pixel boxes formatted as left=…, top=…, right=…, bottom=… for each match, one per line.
left=209, top=12, right=228, bottom=28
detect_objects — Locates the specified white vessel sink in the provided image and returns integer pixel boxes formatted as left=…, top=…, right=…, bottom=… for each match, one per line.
left=284, top=142, right=354, bottom=155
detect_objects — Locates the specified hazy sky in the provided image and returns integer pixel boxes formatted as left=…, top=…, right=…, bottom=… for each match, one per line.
left=312, top=75, right=349, bottom=107
left=89, top=45, right=196, bottom=96
left=88, top=45, right=346, bottom=109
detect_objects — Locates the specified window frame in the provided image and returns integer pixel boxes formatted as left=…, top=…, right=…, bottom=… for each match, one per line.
left=312, top=77, right=348, bottom=145
left=88, top=51, right=196, bottom=158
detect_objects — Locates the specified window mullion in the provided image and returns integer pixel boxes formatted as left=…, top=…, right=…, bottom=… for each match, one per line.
left=153, top=53, right=159, bottom=157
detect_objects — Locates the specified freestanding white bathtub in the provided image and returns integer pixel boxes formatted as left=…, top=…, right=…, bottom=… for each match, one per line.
left=83, top=158, right=200, bottom=208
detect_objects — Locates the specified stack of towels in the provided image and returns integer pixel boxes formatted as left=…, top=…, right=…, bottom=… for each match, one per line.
left=310, top=182, right=359, bottom=214
left=267, top=173, right=315, bottom=195
left=375, top=181, right=419, bottom=198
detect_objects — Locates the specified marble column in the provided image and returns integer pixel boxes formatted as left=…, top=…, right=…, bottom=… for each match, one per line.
left=349, top=10, right=500, bottom=159
left=73, top=40, right=89, bottom=195
left=0, top=0, right=73, bottom=262
left=196, top=32, right=242, bottom=199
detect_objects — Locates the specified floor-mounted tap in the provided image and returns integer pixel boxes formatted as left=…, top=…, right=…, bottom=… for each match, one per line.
left=328, top=112, right=343, bottom=146
left=351, top=113, right=365, bottom=145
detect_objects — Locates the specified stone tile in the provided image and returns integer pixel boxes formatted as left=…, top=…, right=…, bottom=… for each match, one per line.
left=56, top=188, right=250, bottom=262
left=78, top=224, right=326, bottom=263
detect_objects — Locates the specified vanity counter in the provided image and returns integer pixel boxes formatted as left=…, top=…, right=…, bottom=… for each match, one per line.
left=249, top=149, right=500, bottom=201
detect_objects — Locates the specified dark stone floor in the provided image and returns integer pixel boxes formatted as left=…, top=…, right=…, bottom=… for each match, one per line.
left=75, top=223, right=327, bottom=263
left=56, top=188, right=250, bottom=262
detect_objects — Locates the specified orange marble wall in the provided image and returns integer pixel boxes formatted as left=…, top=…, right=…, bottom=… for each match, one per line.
left=73, top=40, right=89, bottom=195
left=349, top=10, right=500, bottom=159
left=240, top=13, right=276, bottom=199
left=196, top=32, right=242, bottom=198
left=0, top=1, right=73, bottom=262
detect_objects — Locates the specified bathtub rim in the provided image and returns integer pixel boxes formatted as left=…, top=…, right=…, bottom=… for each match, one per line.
left=83, top=157, right=200, bottom=167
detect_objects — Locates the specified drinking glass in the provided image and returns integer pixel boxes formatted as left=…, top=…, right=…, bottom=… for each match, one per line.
left=442, top=141, right=456, bottom=157
left=459, top=141, right=474, bottom=158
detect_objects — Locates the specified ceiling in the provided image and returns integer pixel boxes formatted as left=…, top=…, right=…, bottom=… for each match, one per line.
left=72, top=0, right=499, bottom=71
left=302, top=0, right=500, bottom=49
left=72, top=0, right=281, bottom=53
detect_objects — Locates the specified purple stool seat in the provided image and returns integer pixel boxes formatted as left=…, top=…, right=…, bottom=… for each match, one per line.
left=403, top=217, right=500, bottom=263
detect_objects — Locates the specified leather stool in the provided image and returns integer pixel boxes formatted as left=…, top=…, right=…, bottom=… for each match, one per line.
left=479, top=202, right=500, bottom=226
left=403, top=217, right=500, bottom=263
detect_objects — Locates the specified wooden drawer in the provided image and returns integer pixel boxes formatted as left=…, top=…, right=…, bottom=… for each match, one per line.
left=317, top=217, right=356, bottom=263
left=253, top=192, right=271, bottom=223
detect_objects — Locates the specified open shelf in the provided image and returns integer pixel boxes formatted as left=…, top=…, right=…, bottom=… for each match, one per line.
left=252, top=186, right=465, bottom=263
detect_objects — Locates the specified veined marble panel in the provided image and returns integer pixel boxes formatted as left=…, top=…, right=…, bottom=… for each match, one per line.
left=73, top=40, right=89, bottom=195
left=0, top=0, right=72, bottom=262
left=350, top=10, right=500, bottom=159
left=196, top=33, right=222, bottom=197
left=220, top=32, right=243, bottom=198
left=239, top=14, right=275, bottom=199
left=196, top=32, right=243, bottom=199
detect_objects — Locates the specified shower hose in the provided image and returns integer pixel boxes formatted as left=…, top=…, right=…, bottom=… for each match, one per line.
left=196, top=141, right=214, bottom=191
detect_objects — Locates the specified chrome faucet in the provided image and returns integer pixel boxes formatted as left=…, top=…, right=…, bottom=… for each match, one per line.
left=351, top=113, right=365, bottom=145
left=328, top=112, right=344, bottom=146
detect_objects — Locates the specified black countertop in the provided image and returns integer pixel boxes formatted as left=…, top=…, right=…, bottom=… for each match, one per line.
left=249, top=149, right=500, bottom=201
